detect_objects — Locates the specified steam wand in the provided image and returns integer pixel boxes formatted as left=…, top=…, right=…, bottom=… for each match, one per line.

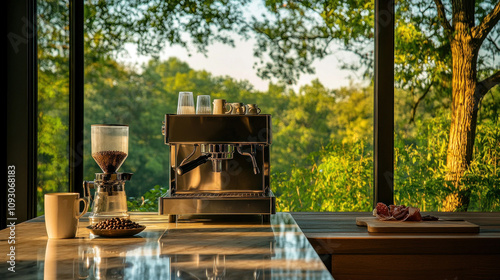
left=237, top=145, right=260, bottom=175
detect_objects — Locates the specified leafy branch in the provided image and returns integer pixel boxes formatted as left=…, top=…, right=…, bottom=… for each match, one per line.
left=473, top=1, right=500, bottom=42
left=409, top=79, right=434, bottom=124
left=433, top=0, right=453, bottom=38
left=475, top=70, right=500, bottom=101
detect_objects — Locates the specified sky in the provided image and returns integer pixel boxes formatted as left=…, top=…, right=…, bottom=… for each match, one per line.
left=116, top=1, right=366, bottom=92
left=119, top=40, right=364, bottom=92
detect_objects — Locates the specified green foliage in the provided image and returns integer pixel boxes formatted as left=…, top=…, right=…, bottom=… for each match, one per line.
left=36, top=54, right=70, bottom=216
left=272, top=82, right=373, bottom=173
left=37, top=113, right=69, bottom=216
left=253, top=0, right=375, bottom=83
left=463, top=117, right=500, bottom=211
left=83, top=0, right=251, bottom=57
left=394, top=109, right=452, bottom=211
left=271, top=80, right=336, bottom=172
left=274, top=139, right=373, bottom=212
left=274, top=106, right=500, bottom=213
left=127, top=185, right=169, bottom=212
left=394, top=109, right=500, bottom=212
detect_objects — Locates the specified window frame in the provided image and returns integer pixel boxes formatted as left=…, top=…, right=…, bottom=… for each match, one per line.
left=374, top=0, right=395, bottom=207
left=69, top=0, right=85, bottom=196
left=4, top=0, right=38, bottom=229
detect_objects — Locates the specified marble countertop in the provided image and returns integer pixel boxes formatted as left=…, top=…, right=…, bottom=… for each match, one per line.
left=0, top=213, right=333, bottom=279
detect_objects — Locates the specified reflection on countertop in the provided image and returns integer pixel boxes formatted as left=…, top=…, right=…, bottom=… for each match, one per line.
left=0, top=213, right=333, bottom=279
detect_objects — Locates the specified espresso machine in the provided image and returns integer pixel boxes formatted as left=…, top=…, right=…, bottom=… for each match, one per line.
left=160, top=114, right=275, bottom=222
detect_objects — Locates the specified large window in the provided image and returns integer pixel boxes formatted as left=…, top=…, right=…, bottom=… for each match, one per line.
left=31, top=0, right=500, bottom=217
left=80, top=0, right=375, bottom=212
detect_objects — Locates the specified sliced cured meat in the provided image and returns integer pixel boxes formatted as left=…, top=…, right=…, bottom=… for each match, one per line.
left=389, top=204, right=397, bottom=214
left=376, top=214, right=396, bottom=221
left=373, top=202, right=422, bottom=222
left=374, top=202, right=395, bottom=220
left=376, top=202, right=390, bottom=216
left=391, top=205, right=409, bottom=220
left=403, top=207, right=422, bottom=221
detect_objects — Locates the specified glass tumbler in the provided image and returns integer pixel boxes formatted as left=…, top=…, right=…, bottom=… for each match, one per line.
left=177, top=92, right=195, bottom=114
left=196, top=95, right=212, bottom=114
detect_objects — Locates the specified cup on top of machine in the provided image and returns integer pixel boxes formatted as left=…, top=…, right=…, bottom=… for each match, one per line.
left=213, top=99, right=231, bottom=114
left=245, top=104, right=261, bottom=115
left=227, top=102, right=246, bottom=115
left=177, top=92, right=195, bottom=114
left=196, top=95, right=212, bottom=114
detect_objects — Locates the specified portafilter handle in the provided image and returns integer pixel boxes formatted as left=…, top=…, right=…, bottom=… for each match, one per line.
left=176, top=154, right=210, bottom=176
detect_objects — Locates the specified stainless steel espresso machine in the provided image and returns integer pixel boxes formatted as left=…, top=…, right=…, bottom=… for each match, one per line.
left=159, top=114, right=275, bottom=222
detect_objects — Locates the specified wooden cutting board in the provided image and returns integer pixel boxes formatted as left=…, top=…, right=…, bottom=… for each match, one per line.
left=356, top=217, right=480, bottom=233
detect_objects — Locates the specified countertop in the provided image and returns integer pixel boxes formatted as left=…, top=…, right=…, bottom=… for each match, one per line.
left=0, top=213, right=333, bottom=280
left=291, top=212, right=500, bottom=254
left=291, top=212, right=500, bottom=280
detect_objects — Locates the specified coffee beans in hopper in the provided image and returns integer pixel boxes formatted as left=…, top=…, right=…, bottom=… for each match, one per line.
left=92, top=218, right=142, bottom=230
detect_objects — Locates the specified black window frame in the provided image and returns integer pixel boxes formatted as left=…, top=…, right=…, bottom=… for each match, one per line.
left=5, top=0, right=38, bottom=229
left=3, top=0, right=395, bottom=228
left=374, top=0, right=395, bottom=207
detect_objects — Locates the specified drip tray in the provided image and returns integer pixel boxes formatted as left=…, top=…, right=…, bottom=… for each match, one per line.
left=170, top=192, right=266, bottom=198
left=159, top=191, right=276, bottom=222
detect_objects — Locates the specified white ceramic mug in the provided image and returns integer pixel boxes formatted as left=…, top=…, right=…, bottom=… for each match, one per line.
left=45, top=193, right=88, bottom=239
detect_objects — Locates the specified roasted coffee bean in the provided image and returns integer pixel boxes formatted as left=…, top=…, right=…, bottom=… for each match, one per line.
left=92, top=150, right=128, bottom=173
left=92, top=218, right=142, bottom=230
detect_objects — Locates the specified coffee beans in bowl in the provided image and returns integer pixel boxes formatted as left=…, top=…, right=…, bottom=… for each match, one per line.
left=88, top=218, right=145, bottom=237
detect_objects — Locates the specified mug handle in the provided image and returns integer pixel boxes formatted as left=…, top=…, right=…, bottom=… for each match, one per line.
left=225, top=104, right=233, bottom=114
left=76, top=197, right=89, bottom=219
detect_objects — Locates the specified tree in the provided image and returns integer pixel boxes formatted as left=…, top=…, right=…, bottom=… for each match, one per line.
left=432, top=1, right=500, bottom=183
left=411, top=1, right=500, bottom=210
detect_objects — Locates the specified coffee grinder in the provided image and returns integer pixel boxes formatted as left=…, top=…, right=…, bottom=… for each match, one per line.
left=84, top=124, right=132, bottom=225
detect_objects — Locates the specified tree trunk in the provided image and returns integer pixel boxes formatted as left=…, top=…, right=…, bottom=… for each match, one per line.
left=444, top=1, right=480, bottom=211
left=446, top=43, right=479, bottom=181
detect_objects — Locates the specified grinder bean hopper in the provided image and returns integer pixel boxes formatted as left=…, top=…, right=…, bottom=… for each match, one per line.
left=84, top=124, right=132, bottom=225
